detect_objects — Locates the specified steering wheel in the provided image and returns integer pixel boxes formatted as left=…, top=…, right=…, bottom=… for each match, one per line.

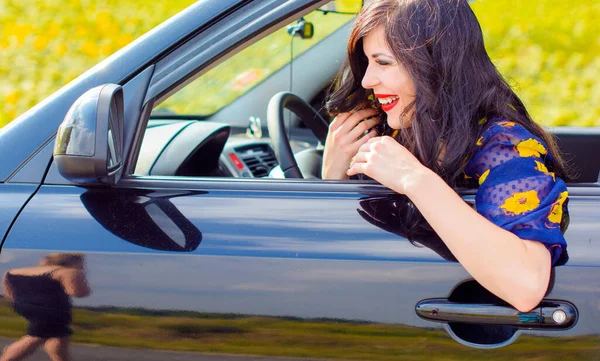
left=266, top=92, right=329, bottom=178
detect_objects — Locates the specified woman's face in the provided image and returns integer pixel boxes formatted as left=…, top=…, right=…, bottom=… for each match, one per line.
left=361, top=27, right=416, bottom=129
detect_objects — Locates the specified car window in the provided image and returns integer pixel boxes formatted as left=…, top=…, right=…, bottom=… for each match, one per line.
left=135, top=0, right=599, bottom=184
left=135, top=2, right=354, bottom=178
left=152, top=8, right=353, bottom=116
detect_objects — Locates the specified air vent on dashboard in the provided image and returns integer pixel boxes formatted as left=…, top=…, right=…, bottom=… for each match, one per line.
left=235, top=144, right=278, bottom=177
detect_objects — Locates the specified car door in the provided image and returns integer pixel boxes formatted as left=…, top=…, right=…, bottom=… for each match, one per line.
left=1, top=0, right=599, bottom=360
left=4, top=158, right=600, bottom=359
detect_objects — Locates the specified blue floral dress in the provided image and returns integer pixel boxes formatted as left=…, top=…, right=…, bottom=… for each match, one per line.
left=464, top=118, right=569, bottom=265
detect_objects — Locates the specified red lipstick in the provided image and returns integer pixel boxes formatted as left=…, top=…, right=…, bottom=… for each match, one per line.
left=375, top=94, right=399, bottom=112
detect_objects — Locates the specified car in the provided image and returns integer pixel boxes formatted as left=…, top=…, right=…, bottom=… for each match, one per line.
left=0, top=0, right=599, bottom=359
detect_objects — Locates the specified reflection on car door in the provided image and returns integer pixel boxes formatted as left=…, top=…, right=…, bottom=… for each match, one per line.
left=1, top=178, right=598, bottom=360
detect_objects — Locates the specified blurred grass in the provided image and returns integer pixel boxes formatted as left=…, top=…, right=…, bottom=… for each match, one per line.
left=0, top=301, right=598, bottom=360
left=471, top=0, right=600, bottom=127
left=0, top=0, right=599, bottom=127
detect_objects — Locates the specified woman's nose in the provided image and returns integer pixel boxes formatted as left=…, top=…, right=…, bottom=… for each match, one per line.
left=361, top=66, right=379, bottom=89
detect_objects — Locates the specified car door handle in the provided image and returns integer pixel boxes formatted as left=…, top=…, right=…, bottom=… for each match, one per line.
left=416, top=298, right=577, bottom=329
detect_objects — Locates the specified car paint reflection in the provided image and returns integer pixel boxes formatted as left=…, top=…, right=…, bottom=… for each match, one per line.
left=0, top=187, right=599, bottom=359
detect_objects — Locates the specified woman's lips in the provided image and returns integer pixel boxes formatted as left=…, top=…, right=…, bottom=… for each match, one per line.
left=381, top=99, right=399, bottom=112
left=375, top=94, right=400, bottom=112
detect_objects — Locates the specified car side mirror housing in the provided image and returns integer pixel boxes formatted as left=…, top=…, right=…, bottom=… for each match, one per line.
left=53, top=84, right=124, bottom=185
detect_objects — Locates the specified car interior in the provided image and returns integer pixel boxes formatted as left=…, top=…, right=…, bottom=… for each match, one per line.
left=132, top=2, right=600, bottom=185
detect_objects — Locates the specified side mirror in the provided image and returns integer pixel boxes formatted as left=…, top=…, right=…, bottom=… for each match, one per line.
left=53, top=84, right=124, bottom=185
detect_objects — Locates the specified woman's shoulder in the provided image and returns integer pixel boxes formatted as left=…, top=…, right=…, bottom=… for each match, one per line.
left=475, top=117, right=547, bottom=150
left=464, top=117, right=554, bottom=181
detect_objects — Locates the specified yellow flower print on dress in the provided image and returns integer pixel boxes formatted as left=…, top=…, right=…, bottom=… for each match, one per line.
left=478, top=169, right=490, bottom=185
left=500, top=190, right=540, bottom=216
left=534, top=160, right=556, bottom=181
left=515, top=138, right=547, bottom=158
left=546, top=191, right=568, bottom=227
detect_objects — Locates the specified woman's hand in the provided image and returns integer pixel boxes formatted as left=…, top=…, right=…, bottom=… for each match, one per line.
left=347, top=136, right=433, bottom=194
left=322, top=108, right=381, bottom=180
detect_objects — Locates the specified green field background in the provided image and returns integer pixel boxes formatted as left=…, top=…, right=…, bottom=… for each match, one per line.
left=1, top=0, right=599, bottom=128
left=0, top=299, right=598, bottom=360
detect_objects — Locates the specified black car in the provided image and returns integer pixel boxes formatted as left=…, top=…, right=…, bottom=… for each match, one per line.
left=0, top=0, right=599, bottom=359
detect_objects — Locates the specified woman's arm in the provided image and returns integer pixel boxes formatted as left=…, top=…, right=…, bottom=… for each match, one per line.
left=2, top=272, right=14, bottom=302
left=348, top=136, right=553, bottom=312
left=404, top=168, right=551, bottom=312
left=60, top=269, right=91, bottom=297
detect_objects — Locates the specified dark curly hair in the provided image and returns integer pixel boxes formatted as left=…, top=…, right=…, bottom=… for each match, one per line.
left=326, top=0, right=570, bottom=186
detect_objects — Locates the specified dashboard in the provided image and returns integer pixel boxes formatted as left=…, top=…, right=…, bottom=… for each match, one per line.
left=134, top=118, right=319, bottom=179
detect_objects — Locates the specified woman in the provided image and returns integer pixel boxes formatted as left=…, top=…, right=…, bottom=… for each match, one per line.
left=323, top=0, right=569, bottom=312
left=1, top=253, right=90, bottom=361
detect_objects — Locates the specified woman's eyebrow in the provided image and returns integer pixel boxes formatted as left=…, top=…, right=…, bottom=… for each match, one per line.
left=371, top=52, right=393, bottom=59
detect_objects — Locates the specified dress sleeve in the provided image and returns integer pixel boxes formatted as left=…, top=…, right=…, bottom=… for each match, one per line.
left=464, top=121, right=569, bottom=265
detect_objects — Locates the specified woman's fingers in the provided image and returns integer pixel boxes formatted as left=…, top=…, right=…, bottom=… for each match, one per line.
left=347, top=161, right=367, bottom=176
left=350, top=151, right=367, bottom=167
left=349, top=116, right=381, bottom=140
left=328, top=112, right=352, bottom=132
left=338, top=108, right=379, bottom=133
left=350, top=132, right=380, bottom=165
left=356, top=129, right=378, bottom=148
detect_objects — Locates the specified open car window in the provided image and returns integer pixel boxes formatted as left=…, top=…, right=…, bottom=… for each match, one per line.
left=135, top=2, right=354, bottom=179
left=134, top=0, right=599, bottom=184
left=152, top=8, right=353, bottom=116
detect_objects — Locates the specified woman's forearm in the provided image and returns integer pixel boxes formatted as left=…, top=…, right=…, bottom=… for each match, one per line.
left=401, top=169, right=551, bottom=312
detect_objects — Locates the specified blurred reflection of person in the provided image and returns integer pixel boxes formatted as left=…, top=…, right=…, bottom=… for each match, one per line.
left=1, top=253, right=90, bottom=361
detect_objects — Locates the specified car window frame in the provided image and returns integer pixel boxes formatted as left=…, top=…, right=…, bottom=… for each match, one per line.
left=125, top=0, right=338, bottom=179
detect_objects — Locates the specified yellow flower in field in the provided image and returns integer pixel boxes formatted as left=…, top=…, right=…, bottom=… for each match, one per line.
left=116, top=34, right=135, bottom=49
left=47, top=23, right=61, bottom=37
left=516, top=138, right=547, bottom=158
left=81, top=40, right=100, bottom=57
left=101, top=42, right=116, bottom=56
left=96, top=11, right=112, bottom=25
left=7, top=109, right=17, bottom=120
left=54, top=43, right=68, bottom=56
left=478, top=169, right=490, bottom=185
left=534, top=160, right=555, bottom=181
left=12, top=24, right=32, bottom=44
left=5, top=91, right=19, bottom=106
left=33, top=36, right=49, bottom=51
left=500, top=190, right=540, bottom=216
left=76, top=25, right=88, bottom=37
left=478, top=117, right=487, bottom=125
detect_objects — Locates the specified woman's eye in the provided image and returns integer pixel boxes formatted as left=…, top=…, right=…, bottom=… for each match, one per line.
left=376, top=60, right=391, bottom=66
